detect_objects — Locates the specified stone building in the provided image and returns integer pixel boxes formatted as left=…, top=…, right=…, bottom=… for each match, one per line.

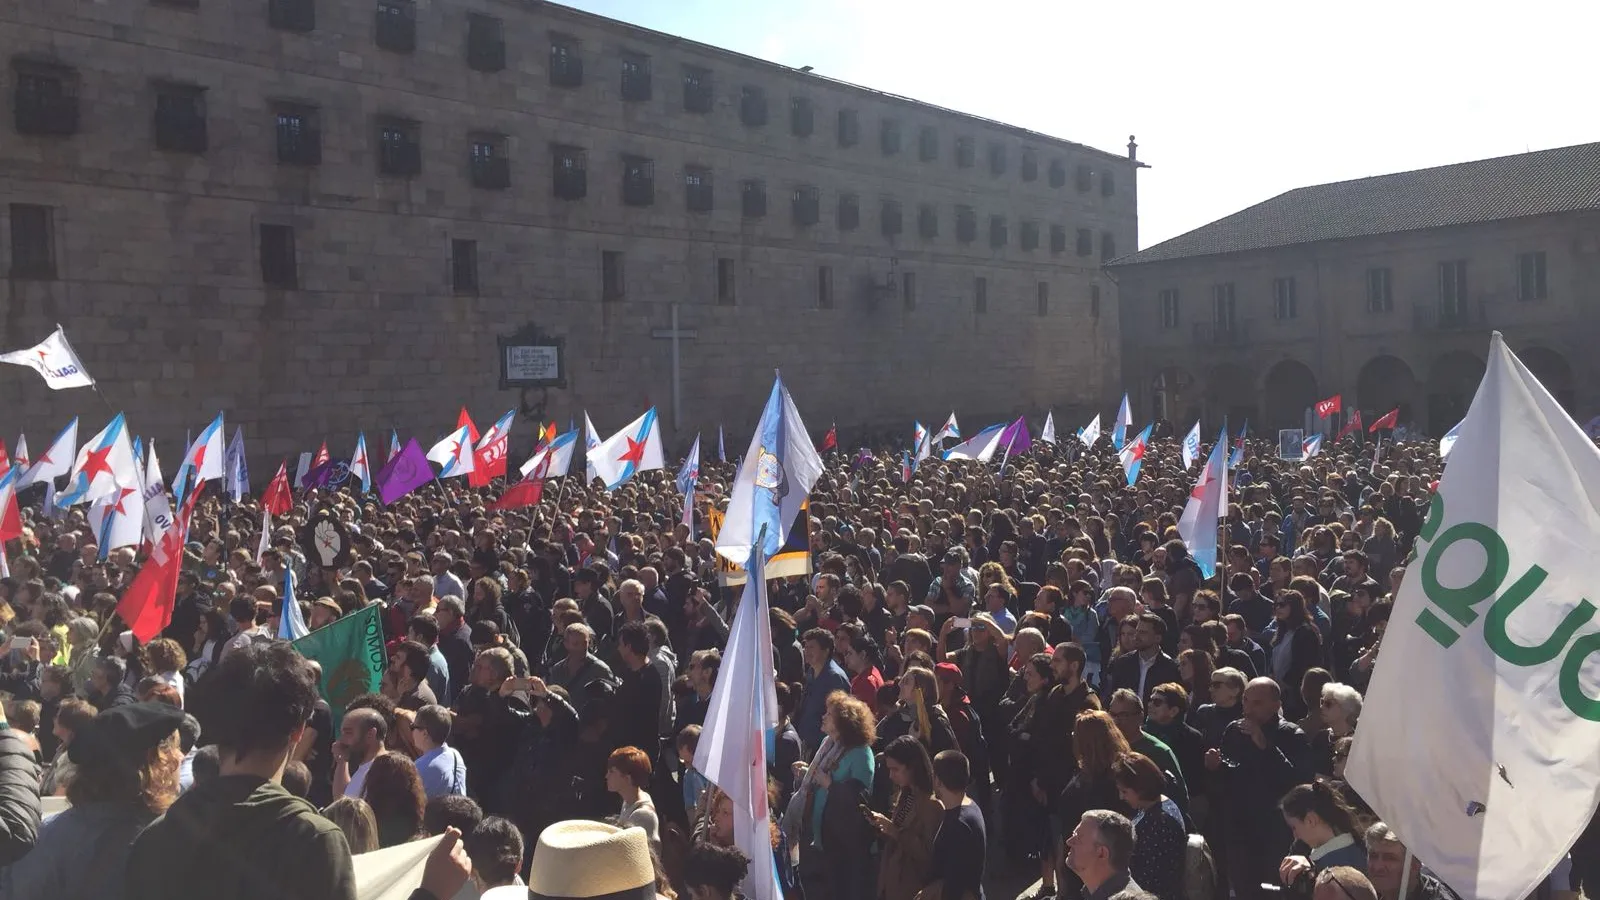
left=1, top=0, right=1135, bottom=465
left=1110, top=142, right=1600, bottom=437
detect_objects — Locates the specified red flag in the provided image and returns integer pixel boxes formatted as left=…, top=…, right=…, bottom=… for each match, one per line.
left=457, top=407, right=480, bottom=444
left=312, top=441, right=330, bottom=468
left=1314, top=394, right=1342, bottom=418
left=0, top=478, right=21, bottom=543
left=1369, top=407, right=1399, bottom=432
left=489, top=453, right=550, bottom=511
left=1335, top=410, right=1363, bottom=442
left=0, top=439, right=9, bottom=478
left=471, top=435, right=510, bottom=487
left=818, top=425, right=837, bottom=453
left=116, top=486, right=200, bottom=642
left=261, top=459, right=293, bottom=516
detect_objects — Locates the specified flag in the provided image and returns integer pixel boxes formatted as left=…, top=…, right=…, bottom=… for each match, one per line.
left=0, top=472, right=22, bottom=544
left=1078, top=414, right=1102, bottom=448
left=1178, top=426, right=1229, bottom=578
left=293, top=452, right=312, bottom=489
left=174, top=412, right=225, bottom=503
left=1337, top=409, right=1364, bottom=442
left=590, top=408, right=665, bottom=490
left=519, top=429, right=577, bottom=479
left=278, top=566, right=309, bottom=640
left=300, top=459, right=339, bottom=491
left=490, top=454, right=550, bottom=512
left=261, top=460, right=293, bottom=516
left=913, top=421, right=931, bottom=467
left=1112, top=394, right=1133, bottom=449
left=1228, top=420, right=1249, bottom=470
left=709, top=500, right=812, bottom=587
left=677, top=436, right=702, bottom=496
left=18, top=417, right=76, bottom=488
left=818, top=424, right=837, bottom=453
left=715, top=375, right=825, bottom=566
left=943, top=424, right=1008, bottom=462
left=224, top=427, right=248, bottom=502
left=536, top=422, right=549, bottom=444
left=0, top=325, right=94, bottom=389
left=56, top=413, right=138, bottom=507
left=140, top=439, right=174, bottom=545
left=1119, top=424, right=1153, bottom=486
left=934, top=412, right=960, bottom=443
left=349, top=433, right=372, bottom=493
left=256, top=509, right=272, bottom=565
left=1370, top=407, right=1400, bottom=432
left=1315, top=394, right=1343, bottom=418
left=1041, top=412, right=1056, bottom=445
left=0, top=441, right=9, bottom=479
left=1440, top=420, right=1462, bottom=460
left=388, top=430, right=400, bottom=463
left=902, top=451, right=912, bottom=484
left=291, top=604, right=385, bottom=731
left=1303, top=433, right=1324, bottom=459
left=89, top=479, right=142, bottom=555
left=1181, top=421, right=1202, bottom=470
left=998, top=417, right=1032, bottom=457
left=584, top=412, right=602, bottom=483
left=312, top=442, right=331, bottom=469
left=718, top=424, right=726, bottom=462
left=13, top=436, right=27, bottom=474
left=694, top=543, right=783, bottom=900
left=426, top=425, right=477, bottom=479
left=470, top=410, right=515, bottom=487
left=376, top=438, right=435, bottom=505
left=455, top=407, right=480, bottom=444
left=1345, top=332, right=1600, bottom=900
left=115, top=485, right=198, bottom=643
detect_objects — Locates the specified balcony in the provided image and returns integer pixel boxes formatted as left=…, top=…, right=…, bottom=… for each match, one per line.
left=1413, top=300, right=1489, bottom=332
left=1192, top=321, right=1251, bottom=346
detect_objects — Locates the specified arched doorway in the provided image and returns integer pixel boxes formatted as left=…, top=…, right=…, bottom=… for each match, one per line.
left=1205, top=363, right=1255, bottom=431
left=1356, top=355, right=1419, bottom=427
left=1262, top=359, right=1318, bottom=429
left=1152, top=366, right=1199, bottom=427
left=1428, top=351, right=1485, bottom=435
left=1518, top=346, right=1576, bottom=414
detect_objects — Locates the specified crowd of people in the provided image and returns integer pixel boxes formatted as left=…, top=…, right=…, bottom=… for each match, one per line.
left=0, top=425, right=1594, bottom=900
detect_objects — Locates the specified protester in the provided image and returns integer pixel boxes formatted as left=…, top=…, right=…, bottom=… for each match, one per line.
left=1065, top=809, right=1155, bottom=900
left=1111, top=752, right=1186, bottom=900
left=866, top=735, right=942, bottom=900
left=606, top=745, right=661, bottom=848
left=1278, top=779, right=1369, bottom=885
left=362, top=751, right=427, bottom=848
left=929, top=749, right=986, bottom=900
left=322, top=796, right=381, bottom=853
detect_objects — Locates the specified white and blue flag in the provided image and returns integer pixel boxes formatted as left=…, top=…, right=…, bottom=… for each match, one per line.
left=715, top=375, right=824, bottom=566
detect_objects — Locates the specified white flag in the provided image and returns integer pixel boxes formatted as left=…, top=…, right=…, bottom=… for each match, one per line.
left=426, top=425, right=477, bottom=478
left=583, top=412, right=602, bottom=484
left=141, top=439, right=174, bottom=545
left=1078, top=413, right=1102, bottom=448
left=1181, top=421, right=1202, bottom=470
left=1346, top=332, right=1600, bottom=900
left=520, top=429, right=577, bottom=479
left=1040, top=412, right=1057, bottom=445
left=0, top=325, right=94, bottom=389
left=589, top=408, right=664, bottom=491
left=19, top=417, right=77, bottom=488
left=943, top=423, right=1007, bottom=462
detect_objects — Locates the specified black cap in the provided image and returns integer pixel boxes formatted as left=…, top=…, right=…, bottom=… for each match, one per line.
left=69, top=701, right=186, bottom=771
left=942, top=549, right=965, bottom=566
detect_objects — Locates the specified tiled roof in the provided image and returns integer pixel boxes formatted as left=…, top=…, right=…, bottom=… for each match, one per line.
left=1111, top=142, right=1600, bottom=266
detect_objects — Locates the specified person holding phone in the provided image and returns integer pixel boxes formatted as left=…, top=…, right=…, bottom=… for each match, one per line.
left=868, top=735, right=942, bottom=900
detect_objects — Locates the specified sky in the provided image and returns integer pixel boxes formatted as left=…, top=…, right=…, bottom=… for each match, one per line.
left=560, top=0, right=1599, bottom=249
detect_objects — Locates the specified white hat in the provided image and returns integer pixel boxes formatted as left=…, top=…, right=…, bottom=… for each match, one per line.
left=527, top=820, right=655, bottom=900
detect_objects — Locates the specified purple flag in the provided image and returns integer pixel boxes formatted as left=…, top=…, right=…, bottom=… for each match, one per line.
left=853, top=448, right=874, bottom=469
left=300, top=459, right=336, bottom=491
left=999, top=417, right=1032, bottom=456
left=375, top=438, right=435, bottom=505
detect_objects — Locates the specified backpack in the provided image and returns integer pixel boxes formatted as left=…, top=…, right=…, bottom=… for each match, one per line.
left=1184, top=832, right=1217, bottom=900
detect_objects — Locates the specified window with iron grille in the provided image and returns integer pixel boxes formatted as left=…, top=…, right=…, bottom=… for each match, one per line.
left=955, top=137, right=974, bottom=168
left=451, top=239, right=478, bottom=295
left=817, top=265, right=833, bottom=309
left=837, top=108, right=859, bottom=147
left=620, top=52, right=651, bottom=102
left=1076, top=228, right=1092, bottom=257
left=1037, top=281, right=1049, bottom=317
left=989, top=215, right=1007, bottom=248
left=1159, top=289, right=1180, bottom=329
left=975, top=276, right=988, bottom=314
left=682, top=66, right=712, bottom=113
left=1049, top=159, right=1066, bottom=188
left=375, top=1, right=415, bottom=53
left=956, top=206, right=976, bottom=243
left=274, top=104, right=320, bottom=165
left=376, top=118, right=420, bottom=176
left=1213, top=284, right=1237, bottom=329
left=1100, top=232, right=1117, bottom=262
left=685, top=167, right=713, bottom=212
left=470, top=136, right=509, bottom=189
left=259, top=223, right=297, bottom=288
left=1366, top=267, right=1393, bottom=313
left=549, top=35, right=583, bottom=88
left=467, top=14, right=505, bottom=72
left=790, top=97, right=813, bottom=137
left=880, top=119, right=901, bottom=156
left=1517, top=251, right=1548, bottom=302
left=1020, top=221, right=1039, bottom=251
left=154, top=84, right=207, bottom=154
left=741, top=179, right=766, bottom=218
left=739, top=86, right=766, bottom=126
left=880, top=199, right=902, bottom=237
left=988, top=142, right=1007, bottom=176
left=918, top=204, right=937, bottom=239
left=1075, top=164, right=1092, bottom=192
left=902, top=270, right=916, bottom=311
left=7, top=204, right=54, bottom=280
left=1021, top=149, right=1038, bottom=182
left=621, top=155, right=654, bottom=207
left=1050, top=224, right=1066, bottom=254
left=552, top=144, right=587, bottom=200
left=837, top=193, right=859, bottom=231
left=918, top=126, right=938, bottom=162
left=1102, top=171, right=1115, bottom=197
left=1439, top=259, right=1468, bottom=317
left=268, top=0, right=315, bottom=32
left=1272, top=276, right=1298, bottom=319
left=601, top=250, right=624, bottom=301
left=716, top=257, right=736, bottom=306
left=792, top=185, right=819, bottom=226
left=13, top=61, right=78, bottom=136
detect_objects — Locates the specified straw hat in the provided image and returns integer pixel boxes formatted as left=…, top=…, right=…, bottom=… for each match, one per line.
left=527, top=820, right=655, bottom=900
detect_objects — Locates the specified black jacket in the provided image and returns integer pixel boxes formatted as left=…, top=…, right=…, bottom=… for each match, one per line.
left=436, top=623, right=476, bottom=704
left=0, top=727, right=41, bottom=867
left=1107, top=652, right=1182, bottom=704
left=1216, top=716, right=1312, bottom=858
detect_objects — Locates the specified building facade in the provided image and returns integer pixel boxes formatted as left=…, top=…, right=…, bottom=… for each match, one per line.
left=1110, top=143, right=1600, bottom=438
left=1, top=0, right=1134, bottom=464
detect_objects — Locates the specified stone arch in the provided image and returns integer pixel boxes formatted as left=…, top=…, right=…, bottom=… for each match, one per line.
left=1356, top=355, right=1419, bottom=427
left=1518, top=345, right=1575, bottom=414
left=1427, top=350, right=1485, bottom=435
left=1261, top=358, right=1319, bottom=429
left=1151, top=366, right=1199, bottom=427
left=1205, top=363, right=1255, bottom=430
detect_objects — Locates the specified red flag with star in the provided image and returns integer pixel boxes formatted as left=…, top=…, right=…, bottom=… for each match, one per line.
left=1369, top=407, right=1399, bottom=432
left=489, top=452, right=550, bottom=511
left=457, top=407, right=480, bottom=444
left=261, top=459, right=293, bottom=516
left=1336, top=410, right=1363, bottom=442
left=116, top=484, right=200, bottom=642
left=818, top=425, right=837, bottom=453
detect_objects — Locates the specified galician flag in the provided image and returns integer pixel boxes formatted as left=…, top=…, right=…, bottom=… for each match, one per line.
left=590, top=408, right=665, bottom=490
left=718, top=424, right=726, bottom=463
left=1040, top=411, right=1056, bottom=445
left=943, top=424, right=1007, bottom=462
left=520, top=429, right=577, bottom=480
left=912, top=421, right=931, bottom=467
left=19, top=417, right=77, bottom=488
left=678, top=436, right=701, bottom=537
left=349, top=433, right=372, bottom=493
left=1078, top=413, right=1102, bottom=448
left=278, top=566, right=309, bottom=641
left=1346, top=332, right=1600, bottom=900
left=1177, top=426, right=1229, bottom=578
left=934, top=412, right=960, bottom=443
left=174, top=413, right=225, bottom=504
left=388, top=430, right=400, bottom=463
left=427, top=424, right=477, bottom=478
left=584, top=412, right=602, bottom=484
left=1439, top=420, right=1462, bottom=460
left=224, top=426, right=248, bottom=502
left=715, top=375, right=824, bottom=566
left=0, top=325, right=94, bottom=389
left=1181, top=421, right=1202, bottom=470
left=1119, top=424, right=1153, bottom=486
left=1302, top=433, right=1324, bottom=459
left=12, top=436, right=27, bottom=474
left=57, top=414, right=138, bottom=507
left=1111, top=394, right=1133, bottom=449
left=1229, top=420, right=1249, bottom=469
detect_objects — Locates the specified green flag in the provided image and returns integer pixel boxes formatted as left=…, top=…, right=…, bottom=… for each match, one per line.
left=291, top=604, right=386, bottom=729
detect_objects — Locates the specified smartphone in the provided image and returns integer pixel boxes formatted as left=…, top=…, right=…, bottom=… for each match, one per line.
left=952, top=617, right=971, bottom=629
left=8, top=637, right=33, bottom=663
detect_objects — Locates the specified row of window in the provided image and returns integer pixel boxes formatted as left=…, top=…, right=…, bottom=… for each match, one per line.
left=14, top=3, right=1120, bottom=196
left=5, top=203, right=1102, bottom=319
left=1155, top=252, right=1552, bottom=329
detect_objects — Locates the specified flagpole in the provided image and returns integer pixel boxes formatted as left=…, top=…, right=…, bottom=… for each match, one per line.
left=1397, top=849, right=1415, bottom=900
